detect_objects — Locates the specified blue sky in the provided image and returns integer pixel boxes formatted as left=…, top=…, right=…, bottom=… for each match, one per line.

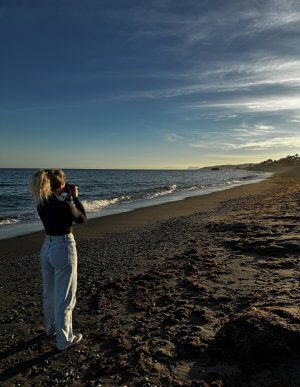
left=1, top=0, right=300, bottom=169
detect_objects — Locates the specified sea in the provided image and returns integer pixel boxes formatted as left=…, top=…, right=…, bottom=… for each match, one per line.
left=0, top=168, right=271, bottom=240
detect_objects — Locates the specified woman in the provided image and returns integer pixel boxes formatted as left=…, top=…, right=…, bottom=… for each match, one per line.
left=32, top=169, right=87, bottom=350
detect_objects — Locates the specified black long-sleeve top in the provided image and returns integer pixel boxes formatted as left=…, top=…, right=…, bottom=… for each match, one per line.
left=37, top=194, right=87, bottom=236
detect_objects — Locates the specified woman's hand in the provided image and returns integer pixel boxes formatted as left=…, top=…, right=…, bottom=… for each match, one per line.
left=65, top=185, right=72, bottom=199
left=72, top=185, right=79, bottom=199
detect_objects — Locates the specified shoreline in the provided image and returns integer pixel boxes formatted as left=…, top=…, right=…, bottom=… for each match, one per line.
left=0, top=168, right=290, bottom=259
left=0, top=170, right=270, bottom=242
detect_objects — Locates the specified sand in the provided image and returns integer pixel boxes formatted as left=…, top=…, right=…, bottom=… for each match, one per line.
left=1, top=167, right=300, bottom=386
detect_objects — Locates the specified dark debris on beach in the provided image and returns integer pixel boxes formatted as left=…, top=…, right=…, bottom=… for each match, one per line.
left=1, top=182, right=300, bottom=386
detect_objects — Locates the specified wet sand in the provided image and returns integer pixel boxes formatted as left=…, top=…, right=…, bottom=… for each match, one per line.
left=1, top=167, right=300, bottom=386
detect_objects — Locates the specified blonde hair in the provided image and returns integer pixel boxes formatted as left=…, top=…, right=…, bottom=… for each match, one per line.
left=32, top=169, right=66, bottom=205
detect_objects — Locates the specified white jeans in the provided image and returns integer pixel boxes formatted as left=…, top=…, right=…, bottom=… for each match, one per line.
left=40, top=233, right=77, bottom=350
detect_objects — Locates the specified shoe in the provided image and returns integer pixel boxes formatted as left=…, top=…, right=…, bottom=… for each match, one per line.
left=57, top=334, right=83, bottom=351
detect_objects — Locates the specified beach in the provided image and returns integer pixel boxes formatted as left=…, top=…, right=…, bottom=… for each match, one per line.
left=1, top=167, right=300, bottom=386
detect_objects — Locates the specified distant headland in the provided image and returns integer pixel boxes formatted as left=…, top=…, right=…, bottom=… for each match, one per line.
left=198, top=154, right=300, bottom=172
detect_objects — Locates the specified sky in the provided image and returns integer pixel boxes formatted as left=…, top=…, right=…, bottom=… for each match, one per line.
left=1, top=0, right=300, bottom=169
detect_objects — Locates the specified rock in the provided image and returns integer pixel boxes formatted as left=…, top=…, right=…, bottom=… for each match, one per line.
left=217, top=306, right=300, bottom=358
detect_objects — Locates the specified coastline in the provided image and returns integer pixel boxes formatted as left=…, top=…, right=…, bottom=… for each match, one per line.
left=1, top=167, right=300, bottom=385
left=0, top=170, right=278, bottom=259
left=0, top=170, right=270, bottom=242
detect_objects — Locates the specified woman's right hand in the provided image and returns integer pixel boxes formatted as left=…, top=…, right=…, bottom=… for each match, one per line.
left=72, top=185, right=79, bottom=198
left=65, top=185, right=72, bottom=199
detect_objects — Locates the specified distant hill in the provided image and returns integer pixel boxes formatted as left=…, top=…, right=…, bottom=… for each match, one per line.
left=247, top=154, right=300, bottom=171
left=200, top=154, right=300, bottom=172
left=201, top=163, right=252, bottom=170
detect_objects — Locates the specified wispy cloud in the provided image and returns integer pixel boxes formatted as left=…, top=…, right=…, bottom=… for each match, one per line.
left=5, top=2, right=300, bottom=118
left=98, top=0, right=300, bottom=122
left=187, top=120, right=300, bottom=153
left=121, top=0, right=300, bottom=46
left=188, top=141, right=227, bottom=150
left=227, top=136, right=300, bottom=150
left=108, top=55, right=300, bottom=111
left=189, top=135, right=300, bottom=151
left=232, top=124, right=275, bottom=137
left=185, top=95, right=300, bottom=114
left=163, top=133, right=184, bottom=142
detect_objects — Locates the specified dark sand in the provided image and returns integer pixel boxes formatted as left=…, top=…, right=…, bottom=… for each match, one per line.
left=1, top=167, right=300, bottom=386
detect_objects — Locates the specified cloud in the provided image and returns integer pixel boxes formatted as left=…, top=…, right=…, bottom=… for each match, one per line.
left=189, top=136, right=300, bottom=151
left=187, top=119, right=300, bottom=153
left=288, top=115, right=300, bottom=123
left=189, top=142, right=225, bottom=149
left=185, top=95, right=300, bottom=114
left=5, top=2, right=300, bottom=119
left=121, top=0, right=300, bottom=46
left=227, top=136, right=300, bottom=150
left=99, top=0, right=300, bottom=117
left=231, top=124, right=277, bottom=137
left=108, top=55, right=300, bottom=111
left=163, top=133, right=184, bottom=142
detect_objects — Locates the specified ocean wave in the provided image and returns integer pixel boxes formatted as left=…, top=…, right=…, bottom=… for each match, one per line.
left=81, top=185, right=178, bottom=212
left=81, top=197, right=120, bottom=212
left=225, top=179, right=242, bottom=185
left=0, top=218, right=21, bottom=226
left=147, top=184, right=177, bottom=199
left=0, top=212, right=37, bottom=226
left=223, top=174, right=264, bottom=185
left=116, top=184, right=180, bottom=202
left=183, top=185, right=199, bottom=191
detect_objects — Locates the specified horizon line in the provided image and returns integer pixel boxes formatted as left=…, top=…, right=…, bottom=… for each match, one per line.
left=0, top=163, right=256, bottom=171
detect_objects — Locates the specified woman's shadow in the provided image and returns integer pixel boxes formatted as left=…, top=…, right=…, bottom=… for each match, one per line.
left=0, top=333, right=60, bottom=382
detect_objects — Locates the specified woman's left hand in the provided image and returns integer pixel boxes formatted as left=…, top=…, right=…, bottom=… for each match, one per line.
left=66, top=185, right=72, bottom=199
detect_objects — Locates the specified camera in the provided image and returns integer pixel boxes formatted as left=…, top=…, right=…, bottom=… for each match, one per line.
left=64, top=183, right=79, bottom=193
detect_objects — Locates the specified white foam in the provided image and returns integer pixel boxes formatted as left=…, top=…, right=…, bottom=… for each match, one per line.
left=223, top=179, right=241, bottom=185
left=0, top=218, right=20, bottom=226
left=183, top=185, right=199, bottom=191
left=148, top=184, right=177, bottom=198
left=81, top=198, right=120, bottom=212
